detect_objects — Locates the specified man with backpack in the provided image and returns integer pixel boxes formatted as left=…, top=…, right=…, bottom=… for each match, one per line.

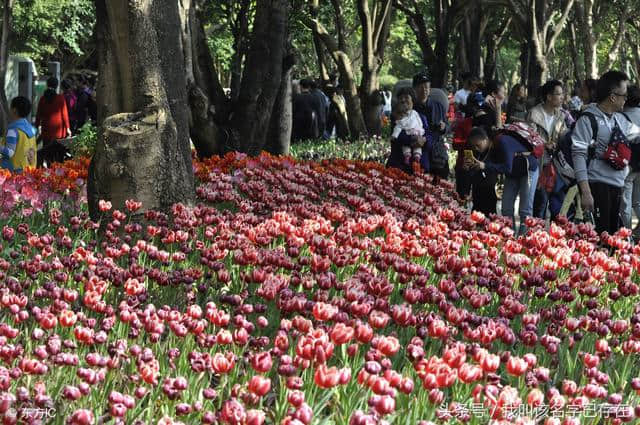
left=572, top=71, right=640, bottom=234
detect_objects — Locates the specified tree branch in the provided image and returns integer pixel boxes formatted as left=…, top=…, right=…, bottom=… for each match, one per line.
left=545, top=0, right=575, bottom=55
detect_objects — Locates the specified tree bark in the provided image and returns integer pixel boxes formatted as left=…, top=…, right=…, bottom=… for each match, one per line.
left=357, top=0, right=393, bottom=135
left=266, top=35, right=295, bottom=155
left=0, top=0, right=12, bottom=134
left=229, top=0, right=251, bottom=102
left=508, top=0, right=575, bottom=93
left=304, top=0, right=367, bottom=138
left=484, top=17, right=511, bottom=83
left=567, top=20, right=584, bottom=83
left=228, top=0, right=289, bottom=156
left=90, top=0, right=195, bottom=220
left=575, top=0, right=598, bottom=79
left=179, top=0, right=229, bottom=158
left=394, top=0, right=464, bottom=88
left=312, top=32, right=330, bottom=84
left=603, top=1, right=630, bottom=71
left=462, top=6, right=487, bottom=79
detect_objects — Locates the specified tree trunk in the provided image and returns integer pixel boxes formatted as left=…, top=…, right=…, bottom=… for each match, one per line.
left=229, top=0, right=251, bottom=102
left=228, top=0, right=289, bottom=155
left=266, top=35, right=295, bottom=155
left=304, top=3, right=367, bottom=139
left=457, top=33, right=470, bottom=76
left=519, top=40, right=530, bottom=88
left=530, top=50, right=548, bottom=92
left=357, top=0, right=392, bottom=136
left=179, top=0, right=228, bottom=158
left=90, top=0, right=195, bottom=220
left=312, top=32, right=330, bottom=84
left=462, top=9, right=486, bottom=79
left=432, top=33, right=450, bottom=87
left=568, top=21, right=584, bottom=83
left=575, top=0, right=598, bottom=78
left=603, top=1, right=630, bottom=71
left=484, top=16, right=510, bottom=83
left=394, top=0, right=462, bottom=87
left=0, top=0, right=12, bottom=134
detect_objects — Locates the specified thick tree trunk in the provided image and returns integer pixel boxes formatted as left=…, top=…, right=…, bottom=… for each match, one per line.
left=90, top=0, right=195, bottom=220
left=228, top=0, right=289, bottom=155
left=179, top=0, right=228, bottom=158
left=530, top=53, right=548, bottom=93
left=229, top=0, right=251, bottom=102
left=357, top=0, right=392, bottom=136
left=462, top=10, right=486, bottom=79
left=575, top=0, right=598, bottom=79
left=0, top=0, right=12, bottom=134
left=266, top=37, right=294, bottom=155
left=457, top=34, right=470, bottom=76
left=431, top=34, right=449, bottom=88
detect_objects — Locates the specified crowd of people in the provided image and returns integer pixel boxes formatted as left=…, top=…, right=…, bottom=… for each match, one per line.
left=0, top=74, right=97, bottom=173
left=387, top=70, right=640, bottom=240
left=34, top=75, right=97, bottom=166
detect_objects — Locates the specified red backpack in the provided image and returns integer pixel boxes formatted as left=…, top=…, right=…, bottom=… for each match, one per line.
left=497, top=122, right=545, bottom=159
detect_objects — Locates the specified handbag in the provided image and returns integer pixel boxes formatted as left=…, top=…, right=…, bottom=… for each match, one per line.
left=602, top=123, right=631, bottom=170
left=538, top=162, right=557, bottom=192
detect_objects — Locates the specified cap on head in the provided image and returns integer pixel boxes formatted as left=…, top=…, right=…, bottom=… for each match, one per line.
left=412, top=71, right=430, bottom=87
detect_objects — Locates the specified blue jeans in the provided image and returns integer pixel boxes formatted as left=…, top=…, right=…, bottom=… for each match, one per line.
left=501, top=165, right=540, bottom=230
left=534, top=177, right=566, bottom=219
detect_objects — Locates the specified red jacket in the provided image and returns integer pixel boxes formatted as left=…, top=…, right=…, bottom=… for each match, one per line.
left=35, top=94, right=70, bottom=141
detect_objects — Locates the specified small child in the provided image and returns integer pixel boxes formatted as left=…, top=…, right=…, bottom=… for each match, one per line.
left=392, top=89, right=425, bottom=165
left=1, top=97, right=37, bottom=172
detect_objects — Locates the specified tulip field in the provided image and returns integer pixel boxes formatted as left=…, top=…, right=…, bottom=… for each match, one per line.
left=1, top=151, right=640, bottom=425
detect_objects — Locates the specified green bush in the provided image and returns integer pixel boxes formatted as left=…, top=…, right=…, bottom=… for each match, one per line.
left=70, top=122, right=97, bottom=158
left=378, top=74, right=399, bottom=89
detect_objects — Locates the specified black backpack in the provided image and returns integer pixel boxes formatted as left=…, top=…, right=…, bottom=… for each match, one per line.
left=553, top=112, right=598, bottom=185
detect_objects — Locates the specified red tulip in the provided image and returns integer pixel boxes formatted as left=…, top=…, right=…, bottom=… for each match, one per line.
left=246, top=409, right=266, bottom=425
left=312, top=302, right=337, bottom=322
left=506, top=356, right=528, bottom=376
left=377, top=336, right=400, bottom=357
left=250, top=352, right=272, bottom=373
left=330, top=323, right=354, bottom=345
left=212, top=352, right=235, bottom=374
left=248, top=375, right=271, bottom=397
left=314, top=364, right=349, bottom=389
left=67, top=409, right=95, bottom=425
left=221, top=399, right=247, bottom=425
left=458, top=363, right=483, bottom=384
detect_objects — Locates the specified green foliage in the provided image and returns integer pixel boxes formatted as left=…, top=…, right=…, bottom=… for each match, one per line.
left=289, top=136, right=391, bottom=163
left=379, top=75, right=399, bottom=89
left=379, top=13, right=422, bottom=81
left=10, top=0, right=95, bottom=69
left=69, top=122, right=97, bottom=158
